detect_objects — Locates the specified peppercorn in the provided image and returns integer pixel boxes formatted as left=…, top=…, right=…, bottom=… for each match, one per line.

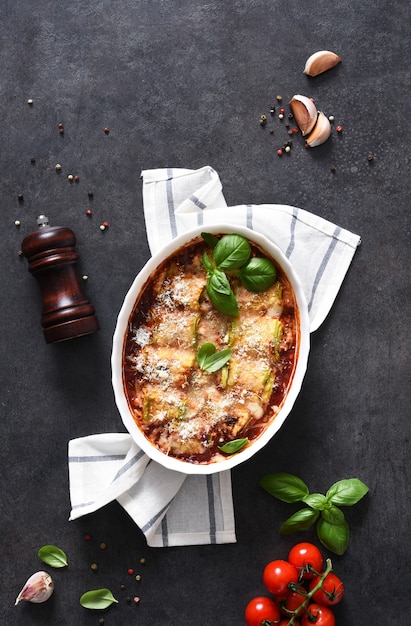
left=99, top=619, right=105, bottom=625
left=87, top=191, right=94, bottom=198
left=277, top=149, right=283, bottom=156
left=85, top=533, right=92, bottom=541
left=133, top=596, right=140, bottom=604
left=18, top=194, right=24, bottom=202
left=86, top=209, right=92, bottom=216
left=104, top=127, right=110, bottom=134
left=276, top=95, right=282, bottom=102
left=58, top=123, right=64, bottom=129
left=82, top=275, right=88, bottom=281
left=30, top=156, right=36, bottom=163
left=55, top=164, right=62, bottom=171
left=285, top=146, right=291, bottom=153
left=336, top=125, right=343, bottom=133
left=15, top=220, right=21, bottom=227
left=270, top=107, right=275, bottom=115
left=100, top=542, right=107, bottom=550
left=127, top=568, right=134, bottom=575
left=68, top=175, right=74, bottom=182
left=27, top=99, right=33, bottom=105
left=135, top=574, right=141, bottom=582
left=120, top=584, right=126, bottom=591
left=278, top=113, right=284, bottom=120
left=139, top=558, right=146, bottom=565
left=330, top=165, right=337, bottom=173
left=91, top=563, right=98, bottom=572
left=367, top=153, right=374, bottom=162
left=126, top=597, right=131, bottom=604
left=74, top=175, right=79, bottom=182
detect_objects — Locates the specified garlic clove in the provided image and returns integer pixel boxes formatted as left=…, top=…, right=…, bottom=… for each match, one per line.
left=304, top=50, right=342, bottom=77
left=305, top=111, right=332, bottom=147
left=289, top=95, right=318, bottom=136
left=15, top=571, right=54, bottom=605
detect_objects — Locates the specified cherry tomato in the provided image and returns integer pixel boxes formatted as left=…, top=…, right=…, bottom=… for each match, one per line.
left=309, top=572, right=344, bottom=606
left=301, top=603, right=335, bottom=626
left=283, top=584, right=306, bottom=613
left=288, top=542, right=323, bottom=579
left=263, top=560, right=299, bottom=599
left=245, top=596, right=281, bottom=625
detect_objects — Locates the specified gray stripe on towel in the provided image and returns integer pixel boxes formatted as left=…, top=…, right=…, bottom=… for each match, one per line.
left=286, top=207, right=299, bottom=258
left=68, top=454, right=126, bottom=463
left=308, top=226, right=341, bottom=312
left=166, top=167, right=177, bottom=238
left=207, top=475, right=217, bottom=543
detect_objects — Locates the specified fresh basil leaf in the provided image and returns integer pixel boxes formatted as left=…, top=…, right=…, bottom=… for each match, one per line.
left=213, top=234, right=251, bottom=270
left=280, top=508, right=319, bottom=535
left=302, top=493, right=328, bottom=510
left=80, top=588, right=118, bottom=610
left=218, top=438, right=248, bottom=454
left=326, top=478, right=369, bottom=506
left=259, top=472, right=310, bottom=503
left=317, top=516, right=350, bottom=555
left=196, top=342, right=216, bottom=368
left=197, top=343, right=232, bottom=372
left=201, top=232, right=220, bottom=249
left=202, top=251, right=215, bottom=274
left=206, top=280, right=239, bottom=316
left=209, top=269, right=233, bottom=295
left=239, top=257, right=277, bottom=292
left=38, top=545, right=68, bottom=568
left=321, top=505, right=346, bottom=525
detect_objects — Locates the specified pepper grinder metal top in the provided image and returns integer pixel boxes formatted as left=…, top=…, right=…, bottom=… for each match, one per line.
left=21, top=215, right=99, bottom=343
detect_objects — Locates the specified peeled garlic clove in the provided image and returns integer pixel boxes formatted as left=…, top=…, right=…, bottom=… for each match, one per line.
left=289, top=95, right=318, bottom=136
left=305, top=111, right=332, bottom=147
left=15, top=571, right=54, bottom=605
left=304, top=50, right=342, bottom=77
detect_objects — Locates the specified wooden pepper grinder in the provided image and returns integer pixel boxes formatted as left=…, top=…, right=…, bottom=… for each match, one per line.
left=21, top=215, right=99, bottom=343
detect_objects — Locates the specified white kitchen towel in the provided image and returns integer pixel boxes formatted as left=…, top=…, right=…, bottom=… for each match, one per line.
left=68, top=165, right=360, bottom=547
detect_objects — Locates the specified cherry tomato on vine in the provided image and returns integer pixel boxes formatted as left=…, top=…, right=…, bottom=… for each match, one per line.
left=245, top=596, right=281, bottom=625
left=288, top=542, right=323, bottom=579
left=309, top=571, right=345, bottom=606
left=282, top=584, right=307, bottom=614
left=263, top=559, right=299, bottom=599
left=301, top=603, right=335, bottom=626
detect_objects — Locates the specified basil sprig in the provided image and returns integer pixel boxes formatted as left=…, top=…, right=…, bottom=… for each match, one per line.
left=201, top=233, right=277, bottom=316
left=196, top=342, right=232, bottom=372
left=259, top=472, right=369, bottom=555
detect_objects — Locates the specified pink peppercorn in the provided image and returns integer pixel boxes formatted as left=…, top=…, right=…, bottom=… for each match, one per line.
left=127, top=568, right=134, bottom=575
left=104, top=127, right=110, bottom=134
left=86, top=209, right=92, bottom=216
left=74, top=175, right=79, bottom=182
left=336, top=125, right=343, bottom=133
left=277, top=149, right=283, bottom=156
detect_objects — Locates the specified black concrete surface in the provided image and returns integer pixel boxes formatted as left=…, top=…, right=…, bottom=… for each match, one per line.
left=1, top=1, right=410, bottom=624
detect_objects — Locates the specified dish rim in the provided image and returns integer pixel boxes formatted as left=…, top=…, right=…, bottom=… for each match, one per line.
left=111, top=224, right=310, bottom=474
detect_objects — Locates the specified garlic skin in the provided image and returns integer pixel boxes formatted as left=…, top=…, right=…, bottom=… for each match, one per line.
left=15, top=571, right=54, bottom=606
left=305, top=111, right=332, bottom=147
left=289, top=95, right=318, bottom=136
left=304, top=50, right=342, bottom=77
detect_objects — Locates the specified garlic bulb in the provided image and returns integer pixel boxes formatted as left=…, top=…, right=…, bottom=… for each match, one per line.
left=305, top=111, right=332, bottom=147
left=304, top=50, right=341, bottom=77
left=289, top=95, right=318, bottom=136
left=15, top=571, right=54, bottom=605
